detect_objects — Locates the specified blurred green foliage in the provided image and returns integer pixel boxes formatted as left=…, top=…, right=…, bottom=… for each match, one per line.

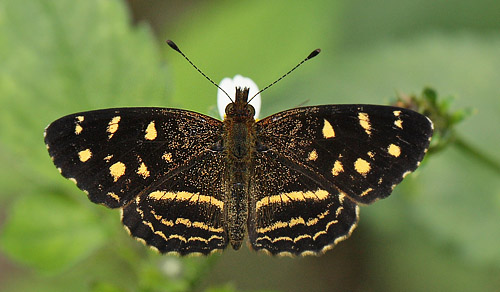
left=1, top=0, right=500, bottom=291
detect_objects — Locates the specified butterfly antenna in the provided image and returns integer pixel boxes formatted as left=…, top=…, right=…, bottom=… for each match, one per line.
left=166, top=40, right=232, bottom=101
left=247, top=48, right=321, bottom=104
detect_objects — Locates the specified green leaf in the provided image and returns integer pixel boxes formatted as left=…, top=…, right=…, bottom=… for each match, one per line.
left=0, top=0, right=170, bottom=276
left=91, top=282, right=127, bottom=292
left=0, top=0, right=169, bottom=201
left=204, top=283, right=238, bottom=292
left=300, top=34, right=500, bottom=266
left=165, top=0, right=342, bottom=116
left=358, top=203, right=500, bottom=292
left=0, top=190, right=109, bottom=274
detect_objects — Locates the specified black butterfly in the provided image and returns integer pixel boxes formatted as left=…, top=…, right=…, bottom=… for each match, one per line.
left=44, top=43, right=433, bottom=256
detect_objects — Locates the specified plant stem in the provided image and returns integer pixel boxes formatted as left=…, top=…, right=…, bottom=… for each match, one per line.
left=453, top=135, right=500, bottom=176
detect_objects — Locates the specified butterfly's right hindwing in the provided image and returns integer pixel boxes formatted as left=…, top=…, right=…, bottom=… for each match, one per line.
left=121, top=150, right=229, bottom=255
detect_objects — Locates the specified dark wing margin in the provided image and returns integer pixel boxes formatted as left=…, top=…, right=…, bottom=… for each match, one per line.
left=44, top=107, right=223, bottom=208
left=248, top=150, right=359, bottom=256
left=256, top=104, right=433, bottom=205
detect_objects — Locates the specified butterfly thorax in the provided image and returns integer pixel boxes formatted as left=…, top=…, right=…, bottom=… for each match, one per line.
left=222, top=87, right=256, bottom=249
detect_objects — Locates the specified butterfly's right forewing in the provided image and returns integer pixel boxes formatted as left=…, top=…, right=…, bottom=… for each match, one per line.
left=45, top=108, right=223, bottom=208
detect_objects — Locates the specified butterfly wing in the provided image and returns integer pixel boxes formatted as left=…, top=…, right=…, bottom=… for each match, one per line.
left=248, top=150, right=360, bottom=255
left=45, top=107, right=228, bottom=254
left=121, top=149, right=228, bottom=255
left=249, top=105, right=433, bottom=255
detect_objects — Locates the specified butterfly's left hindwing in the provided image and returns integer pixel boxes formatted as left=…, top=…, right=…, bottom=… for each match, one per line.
left=248, top=150, right=360, bottom=255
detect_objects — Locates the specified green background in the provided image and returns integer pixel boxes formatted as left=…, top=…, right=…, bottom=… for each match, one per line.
left=1, top=0, right=499, bottom=291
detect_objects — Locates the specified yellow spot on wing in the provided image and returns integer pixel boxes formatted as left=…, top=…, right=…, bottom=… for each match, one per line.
left=148, top=191, right=224, bottom=209
left=335, top=206, right=344, bottom=216
left=289, top=217, right=306, bottom=227
left=109, top=161, right=126, bottom=182
left=104, top=154, right=113, bottom=162
left=306, top=210, right=330, bottom=226
left=256, top=235, right=293, bottom=244
left=332, top=160, right=344, bottom=176
left=394, top=119, right=403, bottom=129
left=322, top=119, right=335, bottom=138
left=107, top=116, right=121, bottom=139
left=188, top=236, right=214, bottom=243
left=257, top=211, right=331, bottom=234
left=360, top=188, right=373, bottom=197
left=107, top=192, right=120, bottom=202
left=393, top=110, right=401, bottom=117
left=338, top=192, right=346, bottom=204
left=256, top=189, right=329, bottom=210
left=149, top=210, right=176, bottom=227
left=387, top=144, right=401, bottom=157
left=354, top=158, right=371, bottom=176
left=161, top=219, right=174, bottom=226
left=358, top=112, right=371, bottom=135
left=308, top=149, right=318, bottom=161
left=75, top=124, right=83, bottom=135
left=310, top=220, right=338, bottom=241
left=148, top=192, right=164, bottom=200
left=145, top=121, right=157, bottom=140
left=154, top=230, right=169, bottom=241
left=74, top=116, right=85, bottom=134
left=151, top=214, right=224, bottom=233
left=78, top=149, right=92, bottom=162
left=257, top=221, right=288, bottom=233
left=192, top=221, right=224, bottom=233
left=176, top=217, right=192, bottom=227
left=264, top=220, right=338, bottom=243
left=162, top=152, right=172, bottom=162
left=137, top=162, right=150, bottom=178
left=168, top=234, right=187, bottom=243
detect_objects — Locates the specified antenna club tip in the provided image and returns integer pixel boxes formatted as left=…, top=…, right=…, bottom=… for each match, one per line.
left=166, top=40, right=181, bottom=53
left=307, top=49, right=321, bottom=60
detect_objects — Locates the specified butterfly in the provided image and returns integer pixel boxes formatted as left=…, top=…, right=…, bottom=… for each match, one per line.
left=44, top=41, right=433, bottom=256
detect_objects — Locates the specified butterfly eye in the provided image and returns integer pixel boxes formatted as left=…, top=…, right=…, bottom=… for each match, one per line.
left=225, top=103, right=234, bottom=115
left=247, top=105, right=255, bottom=117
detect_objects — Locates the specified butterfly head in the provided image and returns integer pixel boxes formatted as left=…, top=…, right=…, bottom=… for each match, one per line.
left=218, top=76, right=260, bottom=120
left=225, top=87, right=255, bottom=121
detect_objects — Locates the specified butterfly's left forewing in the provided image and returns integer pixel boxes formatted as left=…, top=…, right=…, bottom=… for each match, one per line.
left=256, top=105, right=433, bottom=204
